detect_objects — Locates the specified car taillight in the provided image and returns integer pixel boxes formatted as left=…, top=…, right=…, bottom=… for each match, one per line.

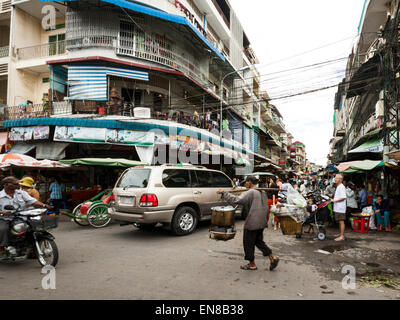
left=112, top=194, right=116, bottom=201
left=139, top=194, right=158, bottom=207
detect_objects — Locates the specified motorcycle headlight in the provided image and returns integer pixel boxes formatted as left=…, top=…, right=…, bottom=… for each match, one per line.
left=11, top=222, right=29, bottom=235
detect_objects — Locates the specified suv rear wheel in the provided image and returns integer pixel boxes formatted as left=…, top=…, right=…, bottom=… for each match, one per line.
left=171, top=206, right=198, bottom=236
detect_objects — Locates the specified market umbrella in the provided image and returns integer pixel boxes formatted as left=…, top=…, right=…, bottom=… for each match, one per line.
left=0, top=154, right=72, bottom=170
left=0, top=153, right=36, bottom=163
left=59, top=158, right=147, bottom=167
left=247, top=172, right=275, bottom=177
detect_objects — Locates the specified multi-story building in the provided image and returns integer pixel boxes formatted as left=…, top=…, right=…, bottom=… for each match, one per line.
left=0, top=0, right=289, bottom=173
left=328, top=0, right=400, bottom=165
left=328, top=0, right=400, bottom=199
left=288, top=141, right=306, bottom=172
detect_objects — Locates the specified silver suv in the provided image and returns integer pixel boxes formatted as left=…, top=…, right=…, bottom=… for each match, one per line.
left=109, top=164, right=241, bottom=235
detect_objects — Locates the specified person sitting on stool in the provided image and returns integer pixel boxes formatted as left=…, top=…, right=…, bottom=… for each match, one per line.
left=374, top=195, right=390, bottom=232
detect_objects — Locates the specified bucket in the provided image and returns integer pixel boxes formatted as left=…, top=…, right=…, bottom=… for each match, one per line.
left=211, top=206, right=236, bottom=227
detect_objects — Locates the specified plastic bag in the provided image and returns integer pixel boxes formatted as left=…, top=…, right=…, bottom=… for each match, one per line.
left=286, top=185, right=307, bottom=208
left=362, top=206, right=376, bottom=229
left=362, top=206, right=373, bottom=214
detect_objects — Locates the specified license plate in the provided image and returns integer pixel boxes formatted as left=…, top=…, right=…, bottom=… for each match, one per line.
left=120, top=197, right=134, bottom=205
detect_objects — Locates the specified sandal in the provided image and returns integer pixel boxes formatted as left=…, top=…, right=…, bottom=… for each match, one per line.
left=240, top=264, right=257, bottom=270
left=270, top=258, right=279, bottom=271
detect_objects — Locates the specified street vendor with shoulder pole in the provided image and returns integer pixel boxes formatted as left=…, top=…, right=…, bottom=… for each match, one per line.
left=217, top=176, right=279, bottom=271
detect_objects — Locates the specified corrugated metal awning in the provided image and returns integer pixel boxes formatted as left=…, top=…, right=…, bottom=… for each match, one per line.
left=68, top=65, right=149, bottom=101
left=9, top=142, right=36, bottom=155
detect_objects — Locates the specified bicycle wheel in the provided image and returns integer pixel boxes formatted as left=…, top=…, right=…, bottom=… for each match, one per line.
left=73, top=203, right=89, bottom=226
left=87, top=203, right=111, bottom=228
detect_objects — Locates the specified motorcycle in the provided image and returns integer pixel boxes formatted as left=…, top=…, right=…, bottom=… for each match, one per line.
left=0, top=205, right=59, bottom=267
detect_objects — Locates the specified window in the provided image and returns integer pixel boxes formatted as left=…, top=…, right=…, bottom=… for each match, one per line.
left=191, top=170, right=211, bottom=188
left=49, top=34, right=65, bottom=56
left=162, top=169, right=191, bottom=188
left=117, top=169, right=150, bottom=188
left=210, top=171, right=233, bottom=188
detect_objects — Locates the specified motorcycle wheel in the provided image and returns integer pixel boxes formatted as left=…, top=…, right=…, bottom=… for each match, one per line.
left=73, top=203, right=89, bottom=227
left=36, top=239, right=59, bottom=267
left=87, top=203, right=111, bottom=228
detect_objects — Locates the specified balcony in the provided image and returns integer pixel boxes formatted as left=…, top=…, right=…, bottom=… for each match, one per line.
left=0, top=45, right=9, bottom=58
left=15, top=36, right=215, bottom=96
left=17, top=41, right=66, bottom=60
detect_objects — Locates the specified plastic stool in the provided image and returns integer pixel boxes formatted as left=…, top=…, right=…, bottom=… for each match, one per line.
left=353, top=216, right=370, bottom=233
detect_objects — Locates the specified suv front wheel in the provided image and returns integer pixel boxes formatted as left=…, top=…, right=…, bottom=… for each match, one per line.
left=171, top=206, right=198, bottom=236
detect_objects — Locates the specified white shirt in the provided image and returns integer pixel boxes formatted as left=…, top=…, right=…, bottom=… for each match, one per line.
left=346, top=188, right=358, bottom=209
left=333, top=183, right=347, bottom=213
left=0, top=189, right=37, bottom=212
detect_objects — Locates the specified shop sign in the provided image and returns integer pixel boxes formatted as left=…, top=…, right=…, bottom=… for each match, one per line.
left=278, top=158, right=286, bottom=165
left=170, top=135, right=202, bottom=152
left=54, top=126, right=106, bottom=143
left=9, top=126, right=50, bottom=141
left=54, top=126, right=154, bottom=146
left=105, top=129, right=154, bottom=146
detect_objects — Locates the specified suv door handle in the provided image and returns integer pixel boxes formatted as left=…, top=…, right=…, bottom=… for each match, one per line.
left=194, top=191, right=202, bottom=195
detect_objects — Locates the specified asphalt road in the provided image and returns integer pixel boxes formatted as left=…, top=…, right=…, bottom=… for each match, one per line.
left=1, top=216, right=400, bottom=300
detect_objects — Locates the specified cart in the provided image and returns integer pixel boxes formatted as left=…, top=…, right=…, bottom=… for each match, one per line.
left=70, top=190, right=113, bottom=228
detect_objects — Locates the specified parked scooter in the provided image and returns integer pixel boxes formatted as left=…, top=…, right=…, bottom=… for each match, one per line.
left=0, top=205, right=59, bottom=267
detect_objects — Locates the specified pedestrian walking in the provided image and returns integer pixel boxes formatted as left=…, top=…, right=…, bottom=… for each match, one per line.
left=217, top=176, right=279, bottom=271
left=332, top=174, right=347, bottom=241
left=49, top=177, right=65, bottom=215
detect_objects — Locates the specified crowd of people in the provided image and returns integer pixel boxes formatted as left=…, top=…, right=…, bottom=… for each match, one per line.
left=231, top=173, right=392, bottom=239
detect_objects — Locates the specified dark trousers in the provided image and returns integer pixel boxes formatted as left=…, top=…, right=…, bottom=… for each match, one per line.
left=0, top=220, right=9, bottom=247
left=51, top=199, right=64, bottom=214
left=243, top=229, right=272, bottom=262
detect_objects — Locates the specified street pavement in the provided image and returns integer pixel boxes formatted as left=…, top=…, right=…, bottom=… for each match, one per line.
left=1, top=216, right=400, bottom=300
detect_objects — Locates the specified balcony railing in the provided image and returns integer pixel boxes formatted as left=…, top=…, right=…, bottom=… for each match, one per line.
left=66, top=35, right=210, bottom=92
left=0, top=102, right=72, bottom=121
left=0, top=46, right=9, bottom=58
left=0, top=104, right=51, bottom=121
left=17, top=41, right=66, bottom=60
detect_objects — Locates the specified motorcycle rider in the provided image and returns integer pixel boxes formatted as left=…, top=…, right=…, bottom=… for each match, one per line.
left=0, top=176, right=53, bottom=255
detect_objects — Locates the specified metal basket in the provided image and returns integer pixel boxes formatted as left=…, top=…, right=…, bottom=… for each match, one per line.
left=209, top=225, right=236, bottom=241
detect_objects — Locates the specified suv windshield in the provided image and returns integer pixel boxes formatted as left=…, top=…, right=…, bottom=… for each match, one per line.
left=117, top=169, right=151, bottom=188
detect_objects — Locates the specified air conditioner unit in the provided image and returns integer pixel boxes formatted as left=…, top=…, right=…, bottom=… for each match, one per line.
left=134, top=107, right=151, bottom=119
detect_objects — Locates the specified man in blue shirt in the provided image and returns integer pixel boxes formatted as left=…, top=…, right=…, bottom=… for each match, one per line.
left=358, top=185, right=367, bottom=209
left=49, top=177, right=65, bottom=215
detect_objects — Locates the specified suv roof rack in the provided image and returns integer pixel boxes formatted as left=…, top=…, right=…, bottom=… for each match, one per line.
left=161, top=163, right=207, bottom=169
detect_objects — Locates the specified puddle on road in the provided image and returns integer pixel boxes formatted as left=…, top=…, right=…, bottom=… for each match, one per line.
left=366, top=262, right=380, bottom=268
left=320, top=245, right=346, bottom=253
